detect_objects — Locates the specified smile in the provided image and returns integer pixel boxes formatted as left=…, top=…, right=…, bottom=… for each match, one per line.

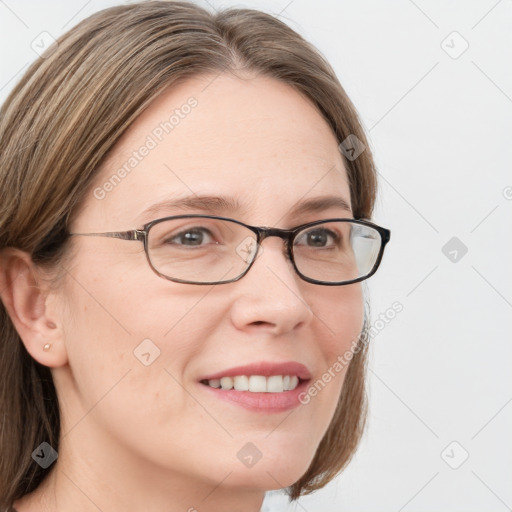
left=200, top=374, right=300, bottom=393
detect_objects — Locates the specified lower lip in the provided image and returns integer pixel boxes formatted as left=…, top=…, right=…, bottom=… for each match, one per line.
left=198, top=380, right=310, bottom=413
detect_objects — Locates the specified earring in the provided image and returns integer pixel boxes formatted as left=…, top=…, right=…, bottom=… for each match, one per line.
left=43, top=343, right=51, bottom=351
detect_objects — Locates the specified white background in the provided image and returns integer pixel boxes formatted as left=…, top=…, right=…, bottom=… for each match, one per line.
left=1, top=1, right=511, bottom=511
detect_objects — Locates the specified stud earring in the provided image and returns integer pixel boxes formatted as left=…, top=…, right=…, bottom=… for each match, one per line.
left=43, top=343, right=51, bottom=351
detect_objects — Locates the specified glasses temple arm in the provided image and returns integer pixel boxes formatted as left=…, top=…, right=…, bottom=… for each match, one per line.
left=68, top=230, right=144, bottom=241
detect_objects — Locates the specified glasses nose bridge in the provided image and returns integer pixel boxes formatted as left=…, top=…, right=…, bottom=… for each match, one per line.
left=251, top=226, right=296, bottom=265
left=256, top=226, right=294, bottom=247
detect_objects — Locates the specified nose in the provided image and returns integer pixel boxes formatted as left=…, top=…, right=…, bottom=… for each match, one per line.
left=228, top=237, right=314, bottom=335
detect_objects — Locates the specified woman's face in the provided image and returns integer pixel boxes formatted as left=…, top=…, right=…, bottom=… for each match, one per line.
left=57, top=73, right=364, bottom=498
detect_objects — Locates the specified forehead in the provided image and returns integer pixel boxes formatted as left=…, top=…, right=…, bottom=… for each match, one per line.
left=80, top=73, right=351, bottom=228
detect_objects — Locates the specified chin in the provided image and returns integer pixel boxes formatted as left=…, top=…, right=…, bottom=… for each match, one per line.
left=223, top=448, right=314, bottom=491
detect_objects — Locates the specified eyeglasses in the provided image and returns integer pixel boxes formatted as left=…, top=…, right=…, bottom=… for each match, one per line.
left=69, top=215, right=390, bottom=286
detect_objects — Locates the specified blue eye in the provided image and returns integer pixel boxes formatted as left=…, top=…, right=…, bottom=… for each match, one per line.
left=295, top=228, right=340, bottom=248
left=166, top=227, right=215, bottom=246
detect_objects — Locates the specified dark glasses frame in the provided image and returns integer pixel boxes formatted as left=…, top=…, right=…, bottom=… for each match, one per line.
left=69, top=215, right=391, bottom=286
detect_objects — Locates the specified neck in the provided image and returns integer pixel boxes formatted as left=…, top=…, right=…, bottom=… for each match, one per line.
left=14, top=432, right=266, bottom=512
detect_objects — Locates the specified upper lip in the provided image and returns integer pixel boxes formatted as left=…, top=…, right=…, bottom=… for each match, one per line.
left=200, top=361, right=312, bottom=381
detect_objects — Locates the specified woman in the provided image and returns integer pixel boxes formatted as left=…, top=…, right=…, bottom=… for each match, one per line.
left=0, top=2, right=390, bottom=510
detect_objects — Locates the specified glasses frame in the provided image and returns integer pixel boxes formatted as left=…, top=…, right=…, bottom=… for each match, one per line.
left=69, top=214, right=391, bottom=286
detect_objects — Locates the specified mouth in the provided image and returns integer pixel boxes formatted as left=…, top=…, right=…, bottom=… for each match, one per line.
left=197, top=361, right=312, bottom=412
left=199, top=374, right=304, bottom=393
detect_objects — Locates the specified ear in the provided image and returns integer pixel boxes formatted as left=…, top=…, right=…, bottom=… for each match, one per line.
left=0, top=248, right=68, bottom=367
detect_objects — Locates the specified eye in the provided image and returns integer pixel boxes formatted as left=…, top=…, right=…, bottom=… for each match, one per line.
left=166, top=227, right=216, bottom=246
left=295, top=227, right=340, bottom=248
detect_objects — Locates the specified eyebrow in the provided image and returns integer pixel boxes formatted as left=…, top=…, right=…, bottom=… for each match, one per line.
left=137, top=194, right=352, bottom=223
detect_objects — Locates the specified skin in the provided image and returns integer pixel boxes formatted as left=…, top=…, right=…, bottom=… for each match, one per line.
left=3, top=72, right=364, bottom=512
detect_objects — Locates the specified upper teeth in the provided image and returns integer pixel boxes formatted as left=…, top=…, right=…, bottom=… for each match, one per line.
left=206, top=375, right=300, bottom=392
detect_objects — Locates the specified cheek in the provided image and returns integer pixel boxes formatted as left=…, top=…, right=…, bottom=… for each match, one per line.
left=297, top=284, right=364, bottom=412
left=56, top=278, right=202, bottom=445
left=59, top=264, right=219, bottom=395
left=313, top=283, right=365, bottom=355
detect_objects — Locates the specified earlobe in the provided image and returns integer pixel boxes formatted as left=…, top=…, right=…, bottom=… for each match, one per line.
left=0, top=248, right=68, bottom=367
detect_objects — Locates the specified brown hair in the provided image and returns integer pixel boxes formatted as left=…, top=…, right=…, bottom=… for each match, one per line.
left=0, top=0, right=377, bottom=506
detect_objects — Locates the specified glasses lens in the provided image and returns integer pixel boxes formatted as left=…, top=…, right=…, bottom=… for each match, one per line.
left=293, top=221, right=382, bottom=283
left=147, top=217, right=256, bottom=283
